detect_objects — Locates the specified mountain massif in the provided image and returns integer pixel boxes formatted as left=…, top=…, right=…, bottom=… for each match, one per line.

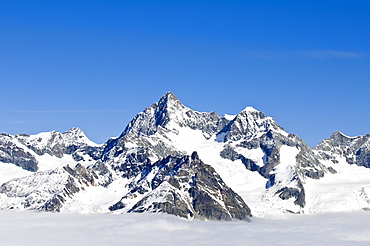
left=1, top=92, right=369, bottom=220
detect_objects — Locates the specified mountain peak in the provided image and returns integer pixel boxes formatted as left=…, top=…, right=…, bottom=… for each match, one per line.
left=157, top=92, right=184, bottom=111
left=120, top=92, right=187, bottom=138
left=241, top=106, right=259, bottom=113
left=64, top=127, right=83, bottom=135
left=330, top=130, right=353, bottom=139
left=218, top=106, right=285, bottom=142
left=160, top=91, right=177, bottom=101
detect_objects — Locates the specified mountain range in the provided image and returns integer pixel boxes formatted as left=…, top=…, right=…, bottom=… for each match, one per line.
left=0, top=92, right=369, bottom=221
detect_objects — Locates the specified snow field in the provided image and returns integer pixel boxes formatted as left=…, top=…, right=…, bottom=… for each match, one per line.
left=304, top=157, right=370, bottom=213
left=60, top=177, right=132, bottom=213
left=152, top=124, right=293, bottom=216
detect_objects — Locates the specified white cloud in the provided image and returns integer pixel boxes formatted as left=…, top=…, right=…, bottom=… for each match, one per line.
left=301, top=50, right=365, bottom=59
left=4, top=110, right=127, bottom=113
left=246, top=50, right=366, bottom=59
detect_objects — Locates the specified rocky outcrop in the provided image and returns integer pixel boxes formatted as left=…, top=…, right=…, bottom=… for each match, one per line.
left=0, top=133, right=38, bottom=171
left=0, top=164, right=97, bottom=212
left=219, top=116, right=329, bottom=211
left=314, top=131, right=370, bottom=168
left=110, top=152, right=251, bottom=221
left=112, top=92, right=235, bottom=161
left=15, top=127, right=103, bottom=163
left=219, top=107, right=284, bottom=142
left=121, top=92, right=224, bottom=140
left=0, top=128, right=103, bottom=173
left=275, top=177, right=306, bottom=208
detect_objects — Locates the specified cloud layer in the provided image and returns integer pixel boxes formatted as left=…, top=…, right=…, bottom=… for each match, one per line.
left=1, top=210, right=369, bottom=245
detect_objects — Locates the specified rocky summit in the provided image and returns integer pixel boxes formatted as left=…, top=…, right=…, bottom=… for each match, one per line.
left=0, top=92, right=370, bottom=220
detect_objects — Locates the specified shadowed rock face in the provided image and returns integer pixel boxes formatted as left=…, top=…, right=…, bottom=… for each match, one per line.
left=188, top=155, right=251, bottom=221
left=0, top=129, right=103, bottom=172
left=276, top=178, right=306, bottom=208
left=0, top=134, right=38, bottom=172
left=110, top=152, right=251, bottom=221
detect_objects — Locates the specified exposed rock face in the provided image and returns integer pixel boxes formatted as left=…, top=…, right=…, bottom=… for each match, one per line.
left=314, top=131, right=370, bottom=168
left=0, top=164, right=97, bottom=212
left=218, top=112, right=328, bottom=210
left=108, top=92, right=235, bottom=162
left=276, top=178, right=306, bottom=209
left=111, top=147, right=152, bottom=179
left=15, top=127, right=103, bottom=162
left=219, top=107, right=284, bottom=142
left=0, top=128, right=103, bottom=172
left=110, top=152, right=251, bottom=221
left=121, top=92, right=223, bottom=140
left=0, top=134, right=38, bottom=171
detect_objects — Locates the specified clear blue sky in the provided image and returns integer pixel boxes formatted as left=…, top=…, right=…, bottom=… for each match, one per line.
left=1, top=1, right=369, bottom=147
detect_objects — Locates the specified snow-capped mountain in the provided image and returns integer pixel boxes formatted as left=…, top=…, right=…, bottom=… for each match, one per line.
left=0, top=128, right=103, bottom=183
left=314, top=130, right=370, bottom=168
left=14, top=127, right=100, bottom=160
left=0, top=92, right=369, bottom=220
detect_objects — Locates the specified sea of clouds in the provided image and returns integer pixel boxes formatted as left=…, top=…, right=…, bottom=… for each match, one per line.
left=1, top=210, right=370, bottom=245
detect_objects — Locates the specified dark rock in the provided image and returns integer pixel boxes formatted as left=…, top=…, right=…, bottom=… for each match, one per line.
left=112, top=147, right=152, bottom=179
left=220, top=145, right=240, bottom=161
left=276, top=178, right=305, bottom=208
left=111, top=152, right=252, bottom=221
left=0, top=135, right=38, bottom=171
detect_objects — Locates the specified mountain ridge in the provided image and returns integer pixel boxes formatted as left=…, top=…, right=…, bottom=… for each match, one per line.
left=0, top=92, right=369, bottom=220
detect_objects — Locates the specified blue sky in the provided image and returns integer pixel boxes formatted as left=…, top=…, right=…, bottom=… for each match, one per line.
left=1, top=1, right=369, bottom=146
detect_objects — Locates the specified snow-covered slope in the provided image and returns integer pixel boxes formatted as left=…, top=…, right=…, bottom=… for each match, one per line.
left=0, top=164, right=96, bottom=211
left=0, top=128, right=103, bottom=184
left=0, top=92, right=370, bottom=220
left=304, top=158, right=370, bottom=213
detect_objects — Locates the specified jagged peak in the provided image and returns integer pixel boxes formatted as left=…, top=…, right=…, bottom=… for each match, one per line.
left=159, top=91, right=178, bottom=102
left=218, top=105, right=286, bottom=142
left=314, top=130, right=363, bottom=151
left=119, top=92, right=222, bottom=141
left=331, top=130, right=344, bottom=136
left=330, top=130, right=355, bottom=139
left=13, top=127, right=98, bottom=148
left=120, top=92, right=186, bottom=137
left=234, top=106, right=268, bottom=122
left=63, top=127, right=99, bottom=146
left=156, top=91, right=186, bottom=112
left=0, top=132, right=13, bottom=138
left=64, top=127, right=84, bottom=135
left=62, top=127, right=95, bottom=143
